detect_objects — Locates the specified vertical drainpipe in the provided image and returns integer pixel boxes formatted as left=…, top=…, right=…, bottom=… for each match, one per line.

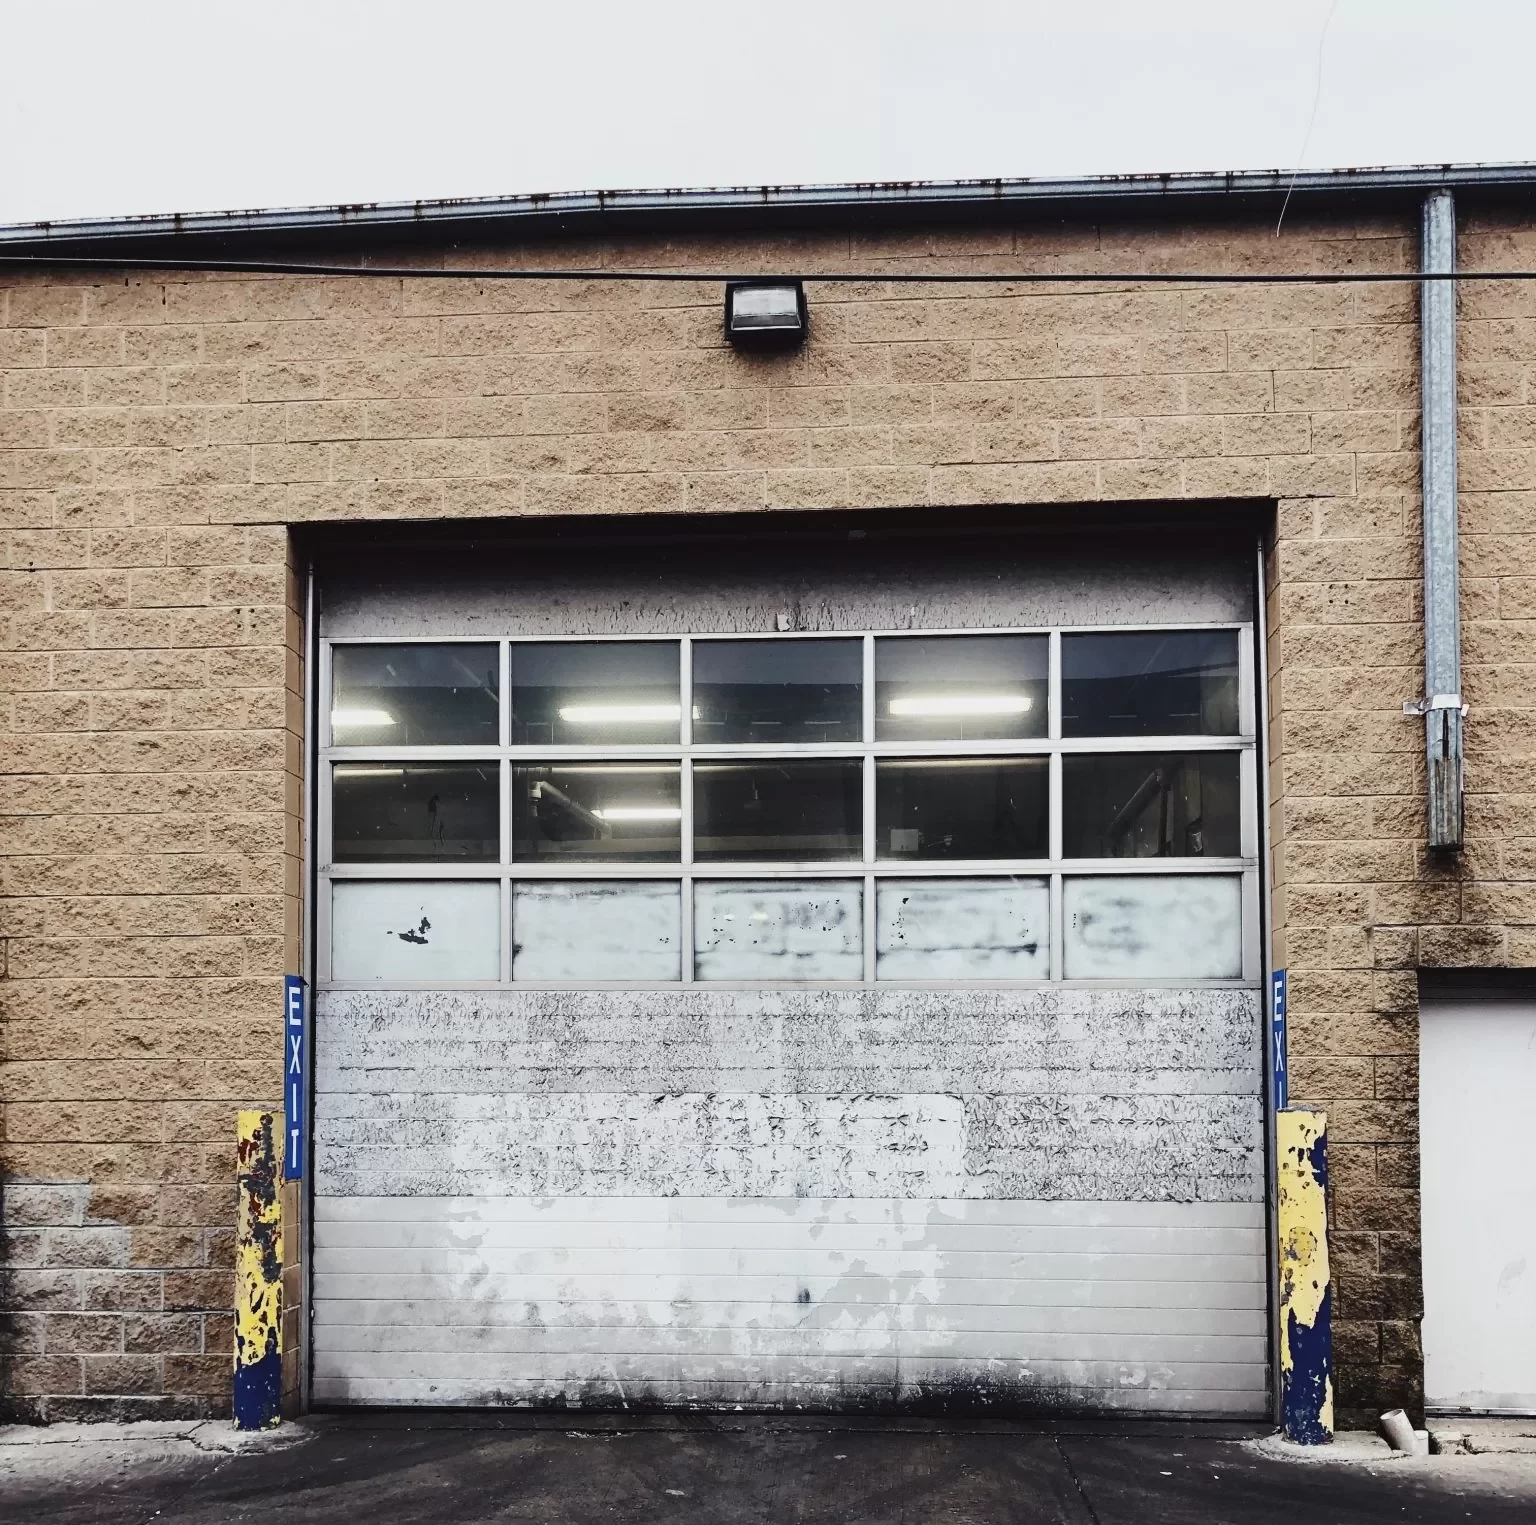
left=300, top=561, right=316, bottom=1416
left=1416, top=189, right=1465, bottom=850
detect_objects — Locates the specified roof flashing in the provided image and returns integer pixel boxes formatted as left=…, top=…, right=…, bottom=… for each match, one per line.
left=3, top=162, right=1535, bottom=255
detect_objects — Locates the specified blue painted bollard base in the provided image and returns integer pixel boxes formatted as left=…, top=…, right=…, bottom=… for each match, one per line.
left=233, top=1347, right=283, bottom=1430
left=1282, top=1285, right=1334, bottom=1445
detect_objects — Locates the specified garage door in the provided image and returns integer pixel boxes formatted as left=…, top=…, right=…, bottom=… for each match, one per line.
left=310, top=533, right=1268, bottom=1415
left=1421, top=988, right=1536, bottom=1414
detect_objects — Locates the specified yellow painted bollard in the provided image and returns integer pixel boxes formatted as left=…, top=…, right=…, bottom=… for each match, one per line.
left=1277, top=1108, right=1333, bottom=1443
left=234, top=1109, right=283, bottom=1429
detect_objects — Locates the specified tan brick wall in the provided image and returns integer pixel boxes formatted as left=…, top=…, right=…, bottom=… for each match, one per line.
left=3, top=207, right=1534, bottom=1421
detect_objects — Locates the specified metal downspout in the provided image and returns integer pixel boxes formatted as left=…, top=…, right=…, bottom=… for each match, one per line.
left=1416, top=190, right=1465, bottom=850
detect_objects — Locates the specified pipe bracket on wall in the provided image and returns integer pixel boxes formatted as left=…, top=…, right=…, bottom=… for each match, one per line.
left=1420, top=189, right=1464, bottom=851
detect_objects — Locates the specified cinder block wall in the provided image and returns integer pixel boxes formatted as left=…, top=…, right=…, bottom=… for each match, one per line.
left=2, top=209, right=1533, bottom=1422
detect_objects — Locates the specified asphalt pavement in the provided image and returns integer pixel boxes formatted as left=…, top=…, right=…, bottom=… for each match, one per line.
left=4, top=1412, right=1536, bottom=1524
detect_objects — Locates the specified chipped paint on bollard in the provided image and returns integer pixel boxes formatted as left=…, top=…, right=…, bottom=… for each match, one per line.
left=234, top=1109, right=283, bottom=1429
left=1277, top=1108, right=1333, bottom=1444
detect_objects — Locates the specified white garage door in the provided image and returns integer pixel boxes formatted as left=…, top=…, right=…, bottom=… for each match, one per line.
left=1421, top=990, right=1536, bottom=1414
left=310, top=537, right=1269, bottom=1415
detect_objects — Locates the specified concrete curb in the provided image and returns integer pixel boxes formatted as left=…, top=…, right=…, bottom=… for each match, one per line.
left=1246, top=1431, right=1402, bottom=1465
left=0, top=1419, right=315, bottom=1454
left=1429, top=1421, right=1536, bottom=1457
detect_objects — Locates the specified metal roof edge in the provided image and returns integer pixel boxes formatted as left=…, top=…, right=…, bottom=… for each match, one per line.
left=4, top=162, right=1536, bottom=250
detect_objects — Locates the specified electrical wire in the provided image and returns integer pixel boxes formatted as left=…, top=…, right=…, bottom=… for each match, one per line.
left=0, top=254, right=1530, bottom=284
left=1276, top=0, right=1342, bottom=238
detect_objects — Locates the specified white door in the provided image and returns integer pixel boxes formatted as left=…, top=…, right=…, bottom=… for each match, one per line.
left=1421, top=994, right=1536, bottom=1413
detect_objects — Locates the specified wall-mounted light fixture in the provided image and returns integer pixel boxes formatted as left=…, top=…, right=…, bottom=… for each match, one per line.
left=724, top=280, right=807, bottom=351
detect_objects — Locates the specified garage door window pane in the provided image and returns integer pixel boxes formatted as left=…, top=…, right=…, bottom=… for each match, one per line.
left=876, top=635, right=1047, bottom=741
left=692, top=639, right=862, bottom=743
left=331, top=643, right=498, bottom=746
left=512, top=764, right=681, bottom=863
left=876, top=757, right=1048, bottom=860
left=1062, top=752, right=1240, bottom=859
left=1063, top=875, right=1242, bottom=978
left=877, top=877, right=1049, bottom=979
left=694, top=759, right=862, bottom=861
left=1062, top=630, right=1239, bottom=736
left=510, top=642, right=680, bottom=745
left=331, top=879, right=500, bottom=981
left=332, top=762, right=499, bottom=862
left=695, top=880, right=863, bottom=980
left=513, top=881, right=680, bottom=981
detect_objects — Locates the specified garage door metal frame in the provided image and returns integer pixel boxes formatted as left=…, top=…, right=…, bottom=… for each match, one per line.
left=297, top=530, right=1278, bottom=1417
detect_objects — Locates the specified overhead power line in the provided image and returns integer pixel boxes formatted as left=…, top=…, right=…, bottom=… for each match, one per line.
left=0, top=254, right=1532, bottom=285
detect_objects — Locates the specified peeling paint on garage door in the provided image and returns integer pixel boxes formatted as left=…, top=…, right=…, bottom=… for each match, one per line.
left=312, top=987, right=1267, bottom=1413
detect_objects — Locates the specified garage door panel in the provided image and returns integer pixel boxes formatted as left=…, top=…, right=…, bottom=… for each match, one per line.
left=312, top=1367, right=1266, bottom=1414
left=315, top=990, right=1263, bottom=1207
left=314, top=1218, right=1265, bottom=1258
left=313, top=1300, right=1266, bottom=1339
left=314, top=1248, right=1264, bottom=1284
left=312, top=1354, right=1267, bottom=1391
left=312, top=1337, right=1267, bottom=1371
left=313, top=1195, right=1263, bottom=1229
left=317, top=992, right=1261, bottom=1083
left=315, top=985, right=1267, bottom=1413
left=312, top=1379, right=1264, bottom=1413
left=318, top=542, right=1253, bottom=642
left=321, top=1068, right=1257, bottom=1098
left=315, top=1274, right=1269, bottom=1312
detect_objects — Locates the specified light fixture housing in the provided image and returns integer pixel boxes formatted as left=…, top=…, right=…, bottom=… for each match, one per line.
left=724, top=280, right=808, bottom=351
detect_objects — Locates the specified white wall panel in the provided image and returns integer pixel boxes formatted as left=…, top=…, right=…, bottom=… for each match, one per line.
left=1421, top=994, right=1536, bottom=1414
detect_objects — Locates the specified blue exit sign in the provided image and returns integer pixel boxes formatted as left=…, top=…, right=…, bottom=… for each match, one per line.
left=1271, top=968, right=1289, bottom=1111
left=284, top=975, right=306, bottom=1181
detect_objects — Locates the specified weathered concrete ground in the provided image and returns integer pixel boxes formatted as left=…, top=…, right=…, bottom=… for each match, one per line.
left=4, top=1413, right=1536, bottom=1524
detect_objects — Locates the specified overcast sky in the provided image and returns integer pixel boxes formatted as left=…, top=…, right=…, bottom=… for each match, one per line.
left=2, top=0, right=1533, bottom=226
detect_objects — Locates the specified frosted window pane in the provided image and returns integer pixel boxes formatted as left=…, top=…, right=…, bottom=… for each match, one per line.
left=1063, top=875, right=1242, bottom=979
left=513, top=881, right=680, bottom=981
left=695, top=880, right=863, bottom=981
left=331, top=880, right=500, bottom=982
left=877, top=878, right=1049, bottom=979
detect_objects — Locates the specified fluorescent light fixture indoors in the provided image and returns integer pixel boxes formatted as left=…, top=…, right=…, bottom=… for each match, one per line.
left=591, top=806, right=684, bottom=822
left=888, top=694, right=1034, bottom=717
left=554, top=765, right=679, bottom=775
left=558, top=703, right=681, bottom=724
left=331, top=707, right=396, bottom=727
